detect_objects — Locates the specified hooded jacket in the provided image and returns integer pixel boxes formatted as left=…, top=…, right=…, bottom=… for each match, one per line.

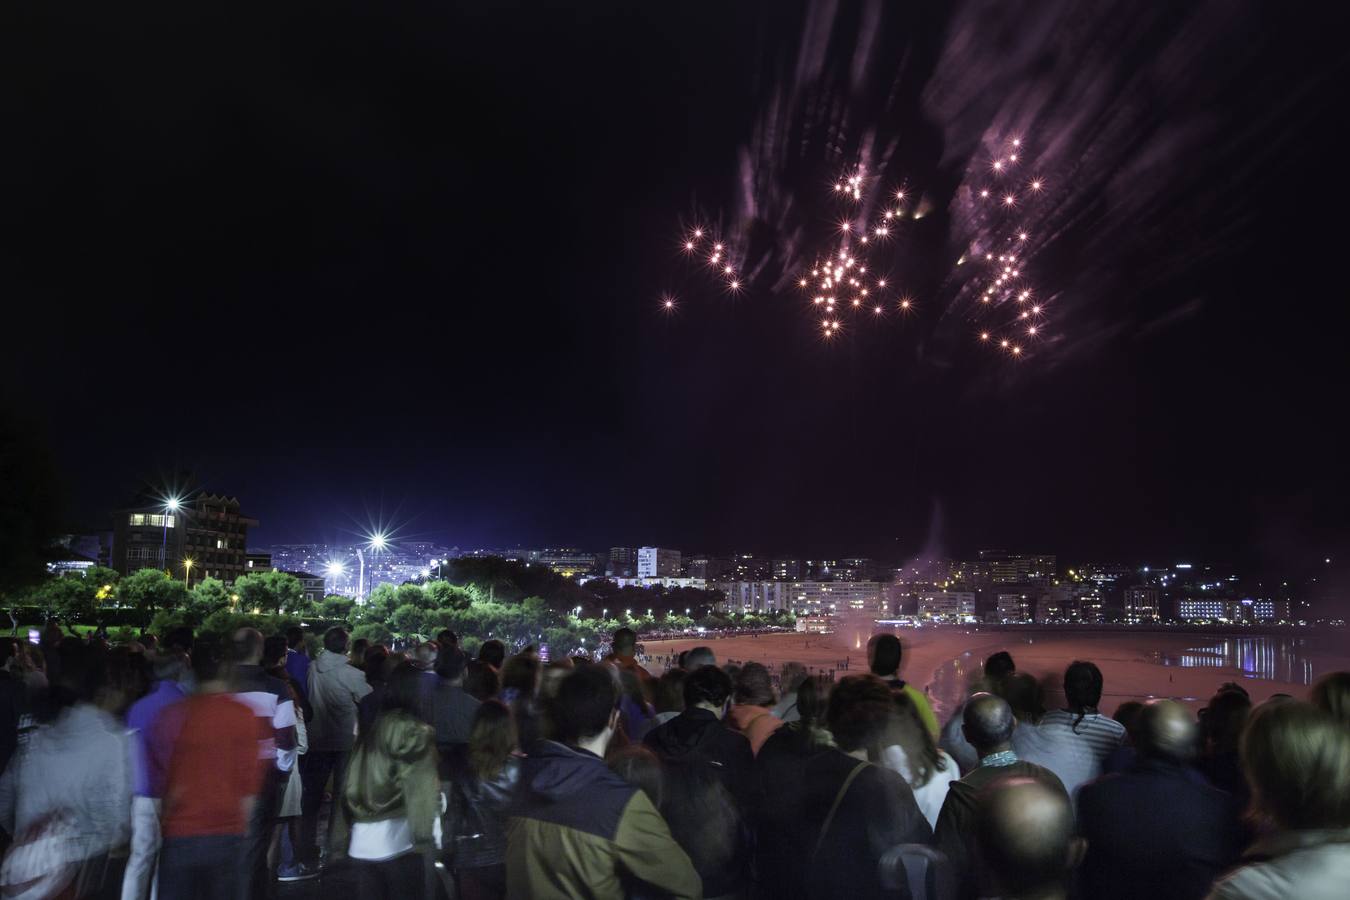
left=643, top=707, right=754, bottom=801
left=507, top=740, right=701, bottom=900
left=307, top=649, right=372, bottom=753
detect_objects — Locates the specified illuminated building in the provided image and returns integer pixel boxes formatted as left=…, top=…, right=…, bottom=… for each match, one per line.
left=283, top=571, right=325, bottom=603
left=978, top=550, right=1057, bottom=584
left=531, top=549, right=599, bottom=577
left=772, top=559, right=802, bottom=581
left=637, top=547, right=682, bottom=578
left=245, top=552, right=273, bottom=573
left=113, top=494, right=256, bottom=584
left=1124, top=586, right=1160, bottom=622
left=996, top=593, right=1033, bottom=623
left=718, top=581, right=794, bottom=613
left=917, top=591, right=977, bottom=621
left=607, top=547, right=637, bottom=577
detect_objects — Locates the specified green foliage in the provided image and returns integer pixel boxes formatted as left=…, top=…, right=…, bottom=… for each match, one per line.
left=118, top=569, right=190, bottom=622
left=352, top=622, right=393, bottom=646
left=189, top=577, right=234, bottom=620
left=320, top=594, right=355, bottom=621
left=424, top=581, right=474, bottom=611
left=388, top=603, right=428, bottom=637
left=232, top=571, right=304, bottom=615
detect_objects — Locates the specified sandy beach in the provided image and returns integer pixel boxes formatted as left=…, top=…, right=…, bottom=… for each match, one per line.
left=641, top=626, right=1350, bottom=722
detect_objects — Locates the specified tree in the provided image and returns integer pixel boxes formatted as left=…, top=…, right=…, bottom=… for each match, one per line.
left=38, top=575, right=98, bottom=623
left=389, top=604, right=428, bottom=637
left=233, top=571, right=304, bottom=615
left=188, top=577, right=234, bottom=620
left=396, top=583, right=438, bottom=612
left=352, top=622, right=393, bottom=646
left=360, top=584, right=400, bottom=623
left=118, top=569, right=189, bottom=622
left=320, top=594, right=355, bottom=621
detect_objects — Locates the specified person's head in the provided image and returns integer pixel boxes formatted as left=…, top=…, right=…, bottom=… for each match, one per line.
left=1001, top=673, right=1045, bottom=725
left=964, top=692, right=1016, bottom=757
left=780, top=661, right=808, bottom=696
left=151, top=650, right=190, bottom=685
left=284, top=626, right=304, bottom=650
left=683, top=664, right=733, bottom=715
left=1202, top=688, right=1252, bottom=754
left=478, top=639, right=506, bottom=669
left=1062, top=661, right=1103, bottom=714
left=191, top=640, right=228, bottom=689
left=541, top=659, right=574, bottom=700
left=349, top=638, right=369, bottom=668
left=612, top=627, right=637, bottom=657
left=827, top=674, right=895, bottom=756
left=262, top=635, right=288, bottom=670
left=607, top=744, right=664, bottom=808
left=412, top=641, right=439, bottom=670
left=323, top=627, right=349, bottom=655
left=796, top=674, right=832, bottom=729
left=733, top=662, right=776, bottom=709
left=1243, top=700, right=1350, bottom=831
left=463, top=659, right=500, bottom=701
left=654, top=668, right=688, bottom=714
left=867, top=633, right=902, bottom=678
left=550, top=666, right=620, bottom=748
left=1310, top=671, right=1350, bottom=727
left=684, top=646, right=716, bottom=672
left=984, top=651, right=1016, bottom=683
left=140, top=633, right=159, bottom=652
left=436, top=629, right=458, bottom=651
left=379, top=662, right=428, bottom=720
left=360, top=644, right=388, bottom=684
left=468, top=699, right=517, bottom=781
left=887, top=688, right=944, bottom=786
left=977, top=778, right=1081, bottom=900
left=502, top=655, right=540, bottom=698
left=436, top=646, right=468, bottom=682
left=1135, top=700, right=1198, bottom=764
left=231, top=628, right=264, bottom=666
left=1112, top=700, right=1145, bottom=744
left=380, top=651, right=408, bottom=685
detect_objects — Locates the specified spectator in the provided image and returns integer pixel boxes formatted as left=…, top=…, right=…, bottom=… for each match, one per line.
left=436, top=630, right=459, bottom=653
left=1205, top=701, right=1350, bottom=899
left=648, top=668, right=687, bottom=735
left=230, top=627, right=298, bottom=899
left=880, top=687, right=959, bottom=830
left=265, top=635, right=312, bottom=884
left=1197, top=688, right=1252, bottom=805
left=977, top=777, right=1083, bottom=900
left=152, top=643, right=264, bottom=900
left=772, top=661, right=809, bottom=723
left=867, top=633, right=939, bottom=737
left=508, top=665, right=700, bottom=899
left=477, top=640, right=506, bottom=671
left=122, top=649, right=189, bottom=900
left=644, top=665, right=753, bottom=898
left=684, top=646, right=717, bottom=672
left=432, top=646, right=480, bottom=778
left=614, top=667, right=653, bottom=745
left=727, top=662, right=784, bottom=756
left=603, top=628, right=654, bottom=695
left=411, top=640, right=439, bottom=672
left=1019, top=661, right=1125, bottom=797
left=935, top=692, right=1067, bottom=900
left=1102, top=699, right=1146, bottom=774
left=941, top=651, right=1016, bottom=773
left=358, top=650, right=405, bottom=736
left=332, top=663, right=441, bottom=897
left=0, top=639, right=133, bottom=898
left=606, top=744, right=664, bottom=809
left=1077, top=699, right=1244, bottom=900
left=500, top=654, right=542, bottom=748
left=645, top=665, right=754, bottom=797
left=448, top=700, right=520, bottom=900
left=1309, top=671, right=1350, bottom=726
left=300, top=627, right=372, bottom=873
left=462, top=659, right=500, bottom=702
left=284, top=626, right=310, bottom=698
left=348, top=638, right=370, bottom=671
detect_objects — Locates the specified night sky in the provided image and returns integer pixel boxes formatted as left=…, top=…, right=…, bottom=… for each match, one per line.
left=4, top=1, right=1349, bottom=575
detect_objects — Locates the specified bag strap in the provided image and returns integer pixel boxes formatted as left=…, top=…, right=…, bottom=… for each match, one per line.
left=812, top=761, right=869, bottom=859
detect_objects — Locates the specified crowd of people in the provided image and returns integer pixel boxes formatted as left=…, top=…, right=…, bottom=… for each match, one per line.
left=0, top=622, right=1346, bottom=900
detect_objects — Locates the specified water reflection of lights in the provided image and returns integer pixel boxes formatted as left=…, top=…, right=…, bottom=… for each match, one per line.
left=1155, top=638, right=1319, bottom=685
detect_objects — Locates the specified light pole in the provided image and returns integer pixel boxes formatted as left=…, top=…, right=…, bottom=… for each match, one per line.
left=182, top=557, right=194, bottom=589
left=355, top=548, right=366, bottom=601
left=161, top=496, right=180, bottom=572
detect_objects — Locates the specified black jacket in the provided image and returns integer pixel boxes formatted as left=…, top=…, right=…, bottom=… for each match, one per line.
left=643, top=707, right=754, bottom=799
left=1077, top=758, right=1245, bottom=900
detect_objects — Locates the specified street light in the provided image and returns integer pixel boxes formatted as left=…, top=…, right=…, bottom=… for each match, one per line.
left=161, top=496, right=181, bottom=572
left=182, top=557, right=194, bottom=588
left=324, top=560, right=346, bottom=594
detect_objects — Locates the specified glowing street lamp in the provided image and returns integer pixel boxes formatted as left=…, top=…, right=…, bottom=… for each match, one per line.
left=324, top=560, right=346, bottom=594
left=182, top=557, right=194, bottom=588
left=161, top=495, right=181, bottom=571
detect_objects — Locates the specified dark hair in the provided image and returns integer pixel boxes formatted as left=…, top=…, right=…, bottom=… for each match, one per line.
left=323, top=627, right=349, bottom=654
left=683, top=665, right=733, bottom=709
left=984, top=651, right=1015, bottom=682
left=612, top=627, right=637, bottom=655
left=436, top=646, right=467, bottom=681
left=1203, top=689, right=1252, bottom=754
left=502, top=655, right=540, bottom=696
left=262, top=635, right=288, bottom=669
left=868, top=634, right=902, bottom=677
left=380, top=663, right=427, bottom=719
left=1243, top=701, right=1350, bottom=830
left=1002, top=672, right=1045, bottom=725
left=349, top=638, right=369, bottom=667
left=469, top=700, right=517, bottom=781
left=1063, top=660, right=1104, bottom=730
left=363, top=645, right=390, bottom=685
left=607, top=744, right=664, bottom=809
left=284, top=626, right=304, bottom=649
left=478, top=640, right=506, bottom=669
left=827, top=674, right=895, bottom=753
left=796, top=675, right=831, bottom=728
left=1113, top=700, right=1146, bottom=742
left=551, top=666, right=618, bottom=744
left=654, top=669, right=688, bottom=714
left=436, top=629, right=458, bottom=649
left=733, top=662, right=775, bottom=708
left=888, top=689, right=947, bottom=786
left=191, top=638, right=227, bottom=686
left=463, top=659, right=500, bottom=701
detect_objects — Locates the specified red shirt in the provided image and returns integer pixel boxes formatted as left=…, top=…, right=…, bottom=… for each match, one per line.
left=157, top=693, right=264, bottom=838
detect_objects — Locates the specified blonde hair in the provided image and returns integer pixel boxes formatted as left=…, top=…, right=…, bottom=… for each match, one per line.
left=1242, top=701, right=1350, bottom=830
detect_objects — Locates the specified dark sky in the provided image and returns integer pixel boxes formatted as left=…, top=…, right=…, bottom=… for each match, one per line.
left=3, top=1, right=1349, bottom=574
